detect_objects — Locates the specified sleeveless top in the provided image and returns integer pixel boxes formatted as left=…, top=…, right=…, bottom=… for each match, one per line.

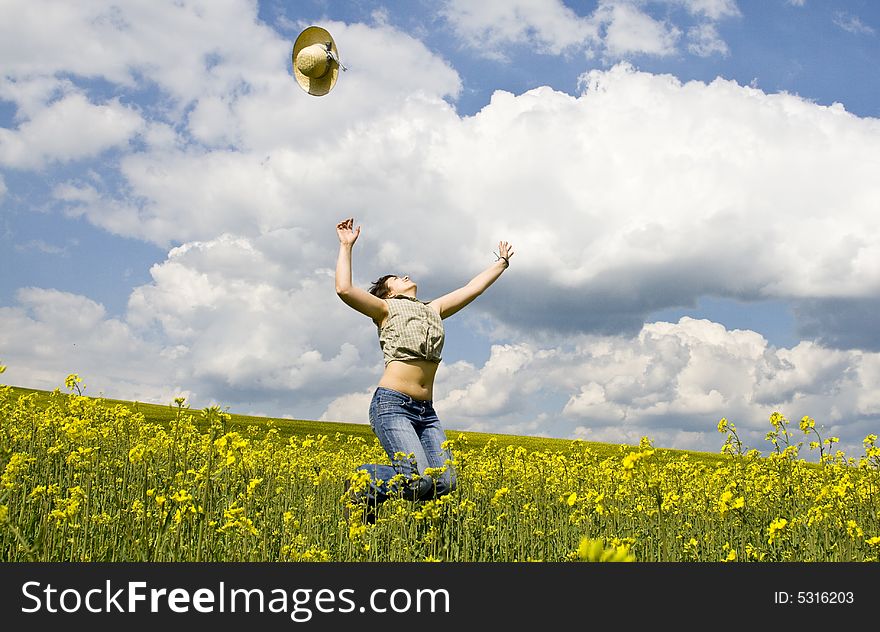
left=377, top=296, right=444, bottom=366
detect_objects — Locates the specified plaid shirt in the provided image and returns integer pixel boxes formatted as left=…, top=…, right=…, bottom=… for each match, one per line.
left=377, top=296, right=444, bottom=365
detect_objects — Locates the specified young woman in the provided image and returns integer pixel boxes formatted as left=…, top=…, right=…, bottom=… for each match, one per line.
left=334, top=217, right=514, bottom=521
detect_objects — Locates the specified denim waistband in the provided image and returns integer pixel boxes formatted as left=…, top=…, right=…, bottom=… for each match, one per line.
left=374, top=386, right=432, bottom=405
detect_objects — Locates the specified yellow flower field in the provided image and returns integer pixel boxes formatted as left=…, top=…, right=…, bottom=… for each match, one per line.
left=1, top=367, right=879, bottom=562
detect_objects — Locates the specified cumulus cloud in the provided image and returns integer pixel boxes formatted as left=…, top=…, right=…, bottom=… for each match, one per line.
left=0, top=234, right=385, bottom=416
left=439, top=0, right=598, bottom=59
left=18, top=5, right=871, bottom=350
left=429, top=66, right=879, bottom=337
left=440, top=0, right=738, bottom=60
left=0, top=92, right=143, bottom=168
left=124, top=233, right=383, bottom=410
left=423, top=318, right=880, bottom=457
left=39, top=18, right=461, bottom=246
left=0, top=288, right=185, bottom=404
left=597, top=2, right=681, bottom=58
left=36, top=60, right=880, bottom=349
left=687, top=23, right=729, bottom=57
left=0, top=0, right=281, bottom=107
left=22, top=56, right=880, bottom=380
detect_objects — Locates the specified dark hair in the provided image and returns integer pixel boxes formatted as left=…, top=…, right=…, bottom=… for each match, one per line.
left=368, top=274, right=395, bottom=299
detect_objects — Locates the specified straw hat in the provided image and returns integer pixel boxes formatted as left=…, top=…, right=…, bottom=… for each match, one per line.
left=291, top=26, right=341, bottom=96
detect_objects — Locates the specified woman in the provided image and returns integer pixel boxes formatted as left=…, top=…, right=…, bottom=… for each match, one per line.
left=335, top=217, right=513, bottom=522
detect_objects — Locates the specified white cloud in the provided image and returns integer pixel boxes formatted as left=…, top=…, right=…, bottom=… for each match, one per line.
left=439, top=0, right=598, bottom=59
left=687, top=23, right=730, bottom=57
left=437, top=343, right=538, bottom=417
left=421, top=318, right=880, bottom=457
left=0, top=234, right=385, bottom=415
left=320, top=388, right=375, bottom=424
left=0, top=174, right=6, bottom=200
left=18, top=8, right=876, bottom=338
left=833, top=12, right=875, bottom=36
left=440, top=0, right=738, bottom=61
left=125, top=233, right=382, bottom=408
left=0, top=288, right=187, bottom=404
left=0, top=92, right=143, bottom=168
left=45, top=61, right=880, bottom=343
left=597, top=2, right=681, bottom=59
left=666, top=0, right=740, bottom=21
left=786, top=0, right=806, bottom=7
left=0, top=0, right=282, bottom=107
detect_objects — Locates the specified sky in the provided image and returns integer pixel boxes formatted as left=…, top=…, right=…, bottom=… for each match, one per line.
left=1, top=0, right=879, bottom=460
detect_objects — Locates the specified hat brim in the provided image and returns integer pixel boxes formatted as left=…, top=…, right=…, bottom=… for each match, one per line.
left=292, top=26, right=339, bottom=96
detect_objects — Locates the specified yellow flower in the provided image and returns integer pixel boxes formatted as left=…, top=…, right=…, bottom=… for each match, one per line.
left=846, top=520, right=864, bottom=539
left=799, top=416, right=815, bottom=433
left=769, top=411, right=786, bottom=430
left=594, top=493, right=606, bottom=516
left=65, top=373, right=82, bottom=390
left=745, top=543, right=766, bottom=561
left=128, top=445, right=145, bottom=464
left=170, top=489, right=192, bottom=504
left=717, top=418, right=729, bottom=433
left=423, top=466, right=445, bottom=481
left=2, top=453, right=35, bottom=489
left=491, top=487, right=510, bottom=506
left=768, top=518, right=788, bottom=544
left=577, top=537, right=635, bottom=562
left=566, top=492, right=578, bottom=506
left=348, top=523, right=367, bottom=539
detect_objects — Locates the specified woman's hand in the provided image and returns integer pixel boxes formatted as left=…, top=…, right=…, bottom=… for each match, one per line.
left=336, top=218, right=361, bottom=247
left=497, top=240, right=514, bottom=266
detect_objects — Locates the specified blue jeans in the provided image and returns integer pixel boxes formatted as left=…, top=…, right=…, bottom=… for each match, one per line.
left=355, top=387, right=457, bottom=507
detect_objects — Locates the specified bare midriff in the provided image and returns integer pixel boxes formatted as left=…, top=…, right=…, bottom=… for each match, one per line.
left=377, top=359, right=439, bottom=401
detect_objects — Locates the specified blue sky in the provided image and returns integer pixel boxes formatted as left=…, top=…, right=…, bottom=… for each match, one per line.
left=1, top=0, right=879, bottom=459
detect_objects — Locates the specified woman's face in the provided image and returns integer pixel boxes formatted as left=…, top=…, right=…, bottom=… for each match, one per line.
left=385, top=275, right=416, bottom=297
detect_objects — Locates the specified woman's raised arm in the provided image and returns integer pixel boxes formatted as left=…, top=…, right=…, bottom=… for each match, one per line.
left=335, top=218, right=388, bottom=322
left=430, top=240, right=514, bottom=319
